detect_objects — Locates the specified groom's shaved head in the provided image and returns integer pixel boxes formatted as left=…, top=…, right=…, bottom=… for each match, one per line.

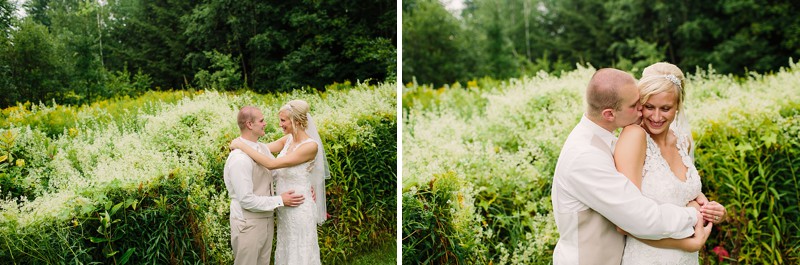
left=237, top=106, right=260, bottom=131
left=586, top=68, right=636, bottom=117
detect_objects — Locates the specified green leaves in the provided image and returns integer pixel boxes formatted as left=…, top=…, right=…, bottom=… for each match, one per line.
left=695, top=109, right=800, bottom=264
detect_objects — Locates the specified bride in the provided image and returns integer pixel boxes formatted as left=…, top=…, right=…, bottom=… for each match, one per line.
left=230, top=99, right=329, bottom=265
left=614, top=62, right=727, bottom=264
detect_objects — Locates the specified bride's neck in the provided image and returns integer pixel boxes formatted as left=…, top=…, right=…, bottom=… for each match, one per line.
left=648, top=130, right=670, bottom=147
left=292, top=130, right=310, bottom=141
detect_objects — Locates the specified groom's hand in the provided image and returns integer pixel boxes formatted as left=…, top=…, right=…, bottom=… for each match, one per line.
left=281, top=190, right=305, bottom=207
left=686, top=211, right=713, bottom=251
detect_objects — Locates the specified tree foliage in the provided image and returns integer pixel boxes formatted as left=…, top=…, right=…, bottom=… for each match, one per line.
left=184, top=0, right=395, bottom=92
left=0, top=0, right=395, bottom=108
left=0, top=18, right=69, bottom=107
left=403, top=0, right=800, bottom=86
left=402, top=0, right=479, bottom=86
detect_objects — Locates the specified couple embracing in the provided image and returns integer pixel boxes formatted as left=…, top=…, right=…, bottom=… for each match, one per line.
left=224, top=100, right=328, bottom=265
left=552, top=63, right=728, bottom=264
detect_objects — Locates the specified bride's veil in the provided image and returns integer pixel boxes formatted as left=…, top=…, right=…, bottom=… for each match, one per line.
left=305, top=113, right=330, bottom=225
left=671, top=108, right=695, bottom=161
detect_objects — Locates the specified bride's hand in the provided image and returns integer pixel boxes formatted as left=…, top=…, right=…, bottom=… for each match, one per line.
left=229, top=138, right=243, bottom=151
left=686, top=200, right=701, bottom=211
left=701, top=201, right=727, bottom=224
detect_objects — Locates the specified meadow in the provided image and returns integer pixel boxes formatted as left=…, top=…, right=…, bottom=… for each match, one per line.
left=0, top=82, right=396, bottom=264
left=402, top=62, right=800, bottom=264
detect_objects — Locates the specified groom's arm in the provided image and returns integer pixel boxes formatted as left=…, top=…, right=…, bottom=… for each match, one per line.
left=560, top=150, right=697, bottom=240
left=620, top=211, right=712, bottom=252
left=228, top=156, right=284, bottom=212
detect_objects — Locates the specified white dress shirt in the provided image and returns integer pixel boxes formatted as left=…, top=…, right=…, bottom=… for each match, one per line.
left=551, top=115, right=698, bottom=264
left=224, top=137, right=283, bottom=220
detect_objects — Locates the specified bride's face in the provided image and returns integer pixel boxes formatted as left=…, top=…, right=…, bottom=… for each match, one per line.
left=642, top=92, right=677, bottom=135
left=279, top=111, right=293, bottom=134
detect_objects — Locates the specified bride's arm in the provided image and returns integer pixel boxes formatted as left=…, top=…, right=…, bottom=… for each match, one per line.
left=613, top=125, right=647, bottom=190
left=266, top=135, right=289, bottom=153
left=231, top=139, right=317, bottom=169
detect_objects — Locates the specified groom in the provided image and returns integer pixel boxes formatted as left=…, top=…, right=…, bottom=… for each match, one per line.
left=224, top=106, right=305, bottom=265
left=550, top=68, right=702, bottom=264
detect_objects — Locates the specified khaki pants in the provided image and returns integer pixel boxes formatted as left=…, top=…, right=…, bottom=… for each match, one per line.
left=231, top=217, right=274, bottom=265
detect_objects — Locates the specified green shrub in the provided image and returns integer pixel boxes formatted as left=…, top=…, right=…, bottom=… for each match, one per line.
left=194, top=50, right=243, bottom=90
left=695, top=103, right=800, bottom=264
left=402, top=171, right=473, bottom=264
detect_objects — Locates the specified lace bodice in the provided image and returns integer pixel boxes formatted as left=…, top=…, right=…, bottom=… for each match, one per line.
left=273, top=135, right=321, bottom=265
left=640, top=130, right=702, bottom=205
left=622, top=129, right=702, bottom=265
left=275, top=136, right=316, bottom=188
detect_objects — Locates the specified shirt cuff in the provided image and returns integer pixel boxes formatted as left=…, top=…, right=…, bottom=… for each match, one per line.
left=672, top=207, right=698, bottom=239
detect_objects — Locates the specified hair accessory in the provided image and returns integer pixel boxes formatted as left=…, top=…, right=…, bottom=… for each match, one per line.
left=664, top=74, right=681, bottom=88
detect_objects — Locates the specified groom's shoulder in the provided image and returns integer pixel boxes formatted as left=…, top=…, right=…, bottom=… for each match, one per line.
left=225, top=150, right=254, bottom=165
left=560, top=132, right=612, bottom=160
left=562, top=127, right=596, bottom=149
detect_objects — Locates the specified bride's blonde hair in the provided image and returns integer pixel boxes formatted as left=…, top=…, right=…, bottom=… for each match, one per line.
left=280, top=100, right=310, bottom=132
left=639, top=62, right=686, bottom=110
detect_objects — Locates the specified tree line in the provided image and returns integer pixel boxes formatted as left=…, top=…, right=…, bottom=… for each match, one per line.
left=0, top=0, right=395, bottom=108
left=403, top=0, right=800, bottom=87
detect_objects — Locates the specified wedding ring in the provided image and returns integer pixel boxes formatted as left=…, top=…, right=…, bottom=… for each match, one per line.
left=714, top=216, right=719, bottom=221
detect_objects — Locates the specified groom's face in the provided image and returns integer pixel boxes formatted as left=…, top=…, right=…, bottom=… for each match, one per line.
left=249, top=110, right=267, bottom=137
left=614, top=82, right=643, bottom=127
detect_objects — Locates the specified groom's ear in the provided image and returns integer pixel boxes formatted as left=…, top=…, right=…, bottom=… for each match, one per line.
left=601, top=108, right=615, bottom=122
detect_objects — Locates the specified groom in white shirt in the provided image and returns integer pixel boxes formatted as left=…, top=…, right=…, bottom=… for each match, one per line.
left=224, top=106, right=305, bottom=265
left=551, top=68, right=702, bottom=264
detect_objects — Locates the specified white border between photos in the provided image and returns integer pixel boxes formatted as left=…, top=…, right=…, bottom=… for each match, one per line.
left=396, top=0, right=403, bottom=263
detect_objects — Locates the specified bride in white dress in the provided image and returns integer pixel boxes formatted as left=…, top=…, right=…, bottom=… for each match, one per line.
left=613, top=63, right=728, bottom=264
left=231, top=99, right=329, bottom=265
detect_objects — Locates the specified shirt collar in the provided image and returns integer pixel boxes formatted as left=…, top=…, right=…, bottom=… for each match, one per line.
left=579, top=114, right=617, bottom=150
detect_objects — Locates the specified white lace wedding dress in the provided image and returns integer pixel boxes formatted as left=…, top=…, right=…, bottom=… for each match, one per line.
left=274, top=135, right=321, bottom=265
left=621, top=130, right=702, bottom=265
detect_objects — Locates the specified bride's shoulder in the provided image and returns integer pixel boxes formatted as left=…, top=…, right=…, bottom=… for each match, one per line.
left=276, top=134, right=291, bottom=144
left=667, top=128, right=691, bottom=148
left=298, top=138, right=318, bottom=150
left=619, top=124, right=646, bottom=139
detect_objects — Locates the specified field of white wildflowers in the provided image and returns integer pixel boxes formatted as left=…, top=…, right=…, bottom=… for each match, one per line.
left=0, top=82, right=397, bottom=263
left=402, top=62, right=800, bottom=264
